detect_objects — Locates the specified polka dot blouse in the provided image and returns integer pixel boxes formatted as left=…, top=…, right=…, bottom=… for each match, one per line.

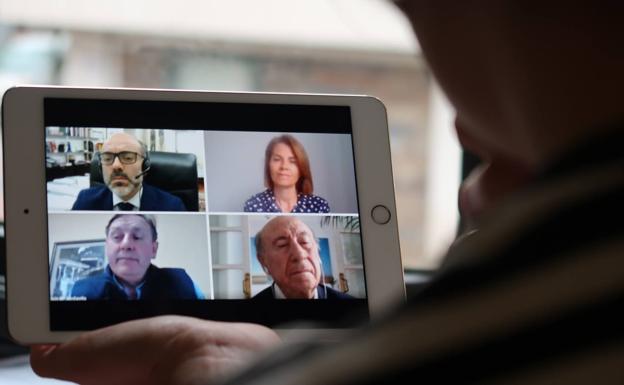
left=244, top=189, right=330, bottom=213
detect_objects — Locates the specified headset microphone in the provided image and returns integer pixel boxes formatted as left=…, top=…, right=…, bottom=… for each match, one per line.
left=134, top=165, right=151, bottom=180
left=135, top=146, right=151, bottom=180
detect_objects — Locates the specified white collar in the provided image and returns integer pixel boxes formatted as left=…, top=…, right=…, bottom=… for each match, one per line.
left=113, top=186, right=143, bottom=211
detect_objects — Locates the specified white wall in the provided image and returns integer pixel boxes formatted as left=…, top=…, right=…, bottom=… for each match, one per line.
left=422, top=82, right=461, bottom=263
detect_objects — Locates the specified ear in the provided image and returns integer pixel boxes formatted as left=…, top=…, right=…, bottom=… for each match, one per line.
left=151, top=241, right=159, bottom=259
left=258, top=256, right=268, bottom=274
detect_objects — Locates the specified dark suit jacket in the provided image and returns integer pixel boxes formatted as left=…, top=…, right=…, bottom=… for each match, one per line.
left=70, top=265, right=197, bottom=300
left=253, top=284, right=354, bottom=299
left=71, top=183, right=186, bottom=211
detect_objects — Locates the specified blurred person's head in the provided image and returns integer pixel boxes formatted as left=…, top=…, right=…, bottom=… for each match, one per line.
left=255, top=216, right=322, bottom=299
left=396, top=1, right=624, bottom=225
left=100, top=132, right=148, bottom=201
left=396, top=1, right=624, bottom=170
left=105, top=214, right=158, bottom=287
left=264, top=135, right=313, bottom=194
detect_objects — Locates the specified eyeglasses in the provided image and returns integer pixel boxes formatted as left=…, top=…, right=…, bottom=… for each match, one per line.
left=99, top=151, right=144, bottom=165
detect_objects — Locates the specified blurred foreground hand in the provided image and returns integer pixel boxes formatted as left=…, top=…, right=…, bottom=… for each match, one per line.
left=30, top=316, right=281, bottom=385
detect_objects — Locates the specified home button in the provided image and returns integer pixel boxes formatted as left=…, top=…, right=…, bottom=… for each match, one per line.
left=371, top=205, right=391, bottom=225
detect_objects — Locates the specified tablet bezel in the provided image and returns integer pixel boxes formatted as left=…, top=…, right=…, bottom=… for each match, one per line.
left=2, top=86, right=405, bottom=344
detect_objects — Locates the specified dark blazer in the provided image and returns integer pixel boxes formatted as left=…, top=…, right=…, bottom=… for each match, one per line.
left=253, top=284, right=354, bottom=299
left=71, top=183, right=186, bottom=211
left=70, top=265, right=197, bottom=300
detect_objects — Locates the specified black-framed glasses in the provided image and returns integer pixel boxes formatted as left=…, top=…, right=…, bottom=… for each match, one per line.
left=99, top=151, right=143, bottom=165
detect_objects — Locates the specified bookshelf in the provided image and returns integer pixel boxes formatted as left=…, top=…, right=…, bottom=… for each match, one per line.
left=209, top=215, right=252, bottom=299
left=46, top=127, right=106, bottom=180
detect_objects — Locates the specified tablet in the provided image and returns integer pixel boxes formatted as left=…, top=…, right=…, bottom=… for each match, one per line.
left=1, top=86, right=404, bottom=344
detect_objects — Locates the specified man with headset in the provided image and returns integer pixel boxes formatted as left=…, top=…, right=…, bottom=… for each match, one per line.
left=71, top=132, right=186, bottom=211
left=254, top=216, right=353, bottom=299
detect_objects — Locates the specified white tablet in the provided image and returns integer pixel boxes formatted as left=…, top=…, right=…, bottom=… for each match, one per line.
left=1, top=86, right=404, bottom=344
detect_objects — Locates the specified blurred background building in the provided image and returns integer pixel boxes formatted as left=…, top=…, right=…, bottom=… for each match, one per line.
left=0, top=0, right=460, bottom=271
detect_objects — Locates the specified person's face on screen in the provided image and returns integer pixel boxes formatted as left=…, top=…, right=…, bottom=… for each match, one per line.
left=259, top=217, right=322, bottom=299
left=106, top=215, right=158, bottom=287
left=269, top=142, right=300, bottom=190
left=101, top=133, right=144, bottom=201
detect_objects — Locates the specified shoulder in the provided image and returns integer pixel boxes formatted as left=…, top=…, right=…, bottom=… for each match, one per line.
left=70, top=273, right=111, bottom=298
left=297, top=194, right=330, bottom=213
left=244, top=190, right=274, bottom=212
left=72, top=275, right=101, bottom=288
left=324, top=286, right=354, bottom=299
left=75, top=185, right=109, bottom=198
left=72, top=186, right=111, bottom=210
left=144, top=266, right=198, bottom=299
left=252, top=286, right=274, bottom=299
left=147, top=266, right=195, bottom=288
left=151, top=266, right=192, bottom=281
left=141, top=265, right=198, bottom=300
left=141, top=184, right=186, bottom=211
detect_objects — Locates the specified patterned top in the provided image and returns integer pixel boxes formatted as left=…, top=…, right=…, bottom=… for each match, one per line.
left=244, top=189, right=330, bottom=213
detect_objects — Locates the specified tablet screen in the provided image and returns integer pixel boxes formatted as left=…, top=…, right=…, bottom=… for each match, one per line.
left=43, top=98, right=368, bottom=330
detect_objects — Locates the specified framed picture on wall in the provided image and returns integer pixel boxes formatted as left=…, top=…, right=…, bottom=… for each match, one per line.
left=49, top=239, right=106, bottom=299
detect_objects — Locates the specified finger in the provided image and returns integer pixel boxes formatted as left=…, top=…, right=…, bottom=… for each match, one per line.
left=30, top=344, right=60, bottom=377
left=30, top=319, right=171, bottom=384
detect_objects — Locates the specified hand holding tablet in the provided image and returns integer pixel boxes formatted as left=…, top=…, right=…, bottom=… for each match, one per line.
left=31, top=316, right=281, bottom=385
left=1, top=86, right=404, bottom=343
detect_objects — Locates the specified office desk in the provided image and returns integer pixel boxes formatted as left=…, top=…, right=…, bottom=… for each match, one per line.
left=46, top=175, right=90, bottom=211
